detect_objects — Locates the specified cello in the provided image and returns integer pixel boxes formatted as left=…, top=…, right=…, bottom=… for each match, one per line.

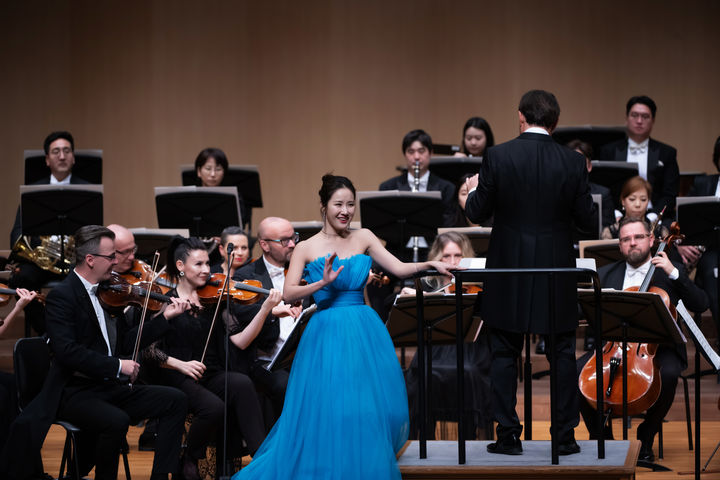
left=578, top=222, right=683, bottom=417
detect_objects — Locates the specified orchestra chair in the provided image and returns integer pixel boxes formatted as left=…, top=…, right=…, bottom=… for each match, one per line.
left=24, top=149, right=103, bottom=184
left=13, top=336, right=131, bottom=480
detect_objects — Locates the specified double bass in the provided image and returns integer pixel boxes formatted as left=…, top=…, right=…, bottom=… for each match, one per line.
left=578, top=222, right=683, bottom=417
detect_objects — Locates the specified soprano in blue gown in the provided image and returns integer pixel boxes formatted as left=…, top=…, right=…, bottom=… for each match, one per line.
left=233, top=254, right=409, bottom=480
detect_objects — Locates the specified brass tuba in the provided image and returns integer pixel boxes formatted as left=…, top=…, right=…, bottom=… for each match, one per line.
left=12, top=235, right=76, bottom=275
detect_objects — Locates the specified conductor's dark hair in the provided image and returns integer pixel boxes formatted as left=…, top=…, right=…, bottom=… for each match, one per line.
left=195, top=148, right=229, bottom=174
left=518, top=90, right=560, bottom=130
left=402, top=129, right=433, bottom=154
left=461, top=117, right=495, bottom=155
left=713, top=135, right=720, bottom=172
left=566, top=139, right=593, bottom=160
left=74, top=225, right=115, bottom=266
left=626, top=96, right=657, bottom=118
left=167, top=236, right=207, bottom=280
left=618, top=215, right=651, bottom=234
left=43, top=131, right=75, bottom=155
left=319, top=174, right=356, bottom=208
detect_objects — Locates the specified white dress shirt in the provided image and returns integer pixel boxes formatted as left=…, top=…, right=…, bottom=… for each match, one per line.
left=627, top=138, right=649, bottom=181
left=406, top=170, right=430, bottom=192
left=259, top=256, right=296, bottom=361
left=622, top=259, right=678, bottom=290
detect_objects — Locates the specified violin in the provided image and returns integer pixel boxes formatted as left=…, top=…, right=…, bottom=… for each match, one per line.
left=578, top=221, right=683, bottom=416
left=369, top=269, right=390, bottom=287
left=96, top=273, right=199, bottom=315
left=119, top=259, right=175, bottom=294
left=196, top=273, right=270, bottom=305
left=447, top=283, right=482, bottom=294
left=0, top=284, right=46, bottom=306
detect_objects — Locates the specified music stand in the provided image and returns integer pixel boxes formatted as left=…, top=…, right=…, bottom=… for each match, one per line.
left=130, top=228, right=189, bottom=266
left=155, top=186, right=241, bottom=237
left=19, top=184, right=104, bottom=274
left=24, top=149, right=103, bottom=184
left=578, top=289, right=685, bottom=471
left=358, top=190, right=442, bottom=253
left=431, top=144, right=461, bottom=156
left=264, top=305, right=317, bottom=371
left=676, top=196, right=720, bottom=479
left=579, top=239, right=622, bottom=268
left=589, top=161, right=638, bottom=207
left=551, top=125, right=626, bottom=156
left=428, top=156, right=483, bottom=185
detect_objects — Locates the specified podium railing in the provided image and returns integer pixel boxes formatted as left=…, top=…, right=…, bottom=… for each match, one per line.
left=410, top=267, right=603, bottom=465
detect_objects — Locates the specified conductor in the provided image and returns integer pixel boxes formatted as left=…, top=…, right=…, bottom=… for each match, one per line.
left=465, top=89, right=596, bottom=455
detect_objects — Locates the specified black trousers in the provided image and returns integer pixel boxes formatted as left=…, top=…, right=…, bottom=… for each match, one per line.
left=489, top=328, right=579, bottom=443
left=577, top=345, right=683, bottom=447
left=249, top=361, right=289, bottom=426
left=59, top=381, right=187, bottom=480
left=696, top=249, right=718, bottom=337
left=202, top=370, right=266, bottom=455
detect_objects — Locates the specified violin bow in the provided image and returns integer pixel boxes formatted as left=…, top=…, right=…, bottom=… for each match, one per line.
left=200, top=251, right=234, bottom=365
left=130, top=251, right=161, bottom=384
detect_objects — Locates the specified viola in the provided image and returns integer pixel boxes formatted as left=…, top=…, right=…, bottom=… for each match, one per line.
left=196, top=273, right=270, bottom=305
left=579, top=221, right=682, bottom=416
left=447, top=283, right=482, bottom=294
left=0, top=284, right=46, bottom=306
left=97, top=273, right=199, bottom=315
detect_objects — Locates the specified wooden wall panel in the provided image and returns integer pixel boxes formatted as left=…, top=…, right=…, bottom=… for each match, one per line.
left=2, top=0, right=719, bottom=249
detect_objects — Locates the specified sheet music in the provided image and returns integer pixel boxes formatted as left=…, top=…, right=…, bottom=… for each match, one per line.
left=676, top=301, right=720, bottom=370
left=265, top=304, right=317, bottom=371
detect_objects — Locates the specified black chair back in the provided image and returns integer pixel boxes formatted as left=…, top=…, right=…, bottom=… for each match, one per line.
left=13, top=336, right=51, bottom=411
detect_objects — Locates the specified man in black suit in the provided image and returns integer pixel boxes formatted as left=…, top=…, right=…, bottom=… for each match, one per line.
left=379, top=129, right=458, bottom=230
left=9, top=131, right=90, bottom=334
left=578, top=216, right=708, bottom=462
left=598, top=96, right=679, bottom=216
left=465, top=90, right=596, bottom=455
left=231, top=216, right=297, bottom=422
left=676, top=135, right=720, bottom=342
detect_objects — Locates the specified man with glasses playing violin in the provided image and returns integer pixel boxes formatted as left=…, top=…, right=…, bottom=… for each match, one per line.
left=231, top=216, right=302, bottom=425
left=577, top=216, right=707, bottom=462
left=1, top=225, right=188, bottom=480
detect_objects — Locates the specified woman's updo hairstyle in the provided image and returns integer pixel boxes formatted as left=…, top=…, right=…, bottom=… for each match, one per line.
left=318, top=174, right=356, bottom=209
left=166, top=236, right=207, bottom=280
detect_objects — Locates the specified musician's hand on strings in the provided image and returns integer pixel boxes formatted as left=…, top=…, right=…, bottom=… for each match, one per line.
left=120, top=359, right=140, bottom=383
left=651, top=251, right=675, bottom=276
left=676, top=245, right=703, bottom=267
left=15, top=288, right=37, bottom=309
left=163, top=297, right=193, bottom=320
left=322, top=253, right=343, bottom=286
left=261, top=289, right=283, bottom=314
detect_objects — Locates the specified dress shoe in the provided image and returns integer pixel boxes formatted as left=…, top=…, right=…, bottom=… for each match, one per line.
left=487, top=435, right=523, bottom=455
left=535, top=339, right=546, bottom=355
left=638, top=444, right=655, bottom=463
left=181, top=456, right=201, bottom=480
left=558, top=440, right=581, bottom=455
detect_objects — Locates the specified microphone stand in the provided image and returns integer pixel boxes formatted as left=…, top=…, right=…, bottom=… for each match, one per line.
left=219, top=245, right=234, bottom=480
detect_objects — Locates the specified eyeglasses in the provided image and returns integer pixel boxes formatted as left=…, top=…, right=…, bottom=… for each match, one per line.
left=49, top=147, right=73, bottom=156
left=91, top=252, right=117, bottom=261
left=115, top=245, right=138, bottom=256
left=262, top=232, right=300, bottom=247
left=619, top=233, right=650, bottom=244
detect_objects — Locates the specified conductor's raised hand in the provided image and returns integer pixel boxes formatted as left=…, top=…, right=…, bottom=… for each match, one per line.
left=322, top=253, right=344, bottom=285
left=465, top=174, right=479, bottom=191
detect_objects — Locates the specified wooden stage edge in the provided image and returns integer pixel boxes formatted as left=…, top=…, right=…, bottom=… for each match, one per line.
left=397, top=440, right=641, bottom=480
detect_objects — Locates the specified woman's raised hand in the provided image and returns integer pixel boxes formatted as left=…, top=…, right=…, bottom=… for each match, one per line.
left=322, top=253, right=344, bottom=285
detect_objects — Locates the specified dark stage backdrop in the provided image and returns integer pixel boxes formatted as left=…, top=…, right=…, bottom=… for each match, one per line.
left=2, top=0, right=719, bottom=248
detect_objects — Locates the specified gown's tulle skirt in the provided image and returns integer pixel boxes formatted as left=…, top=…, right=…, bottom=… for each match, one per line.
left=233, top=254, right=409, bottom=480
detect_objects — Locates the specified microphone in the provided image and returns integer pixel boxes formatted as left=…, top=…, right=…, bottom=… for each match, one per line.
left=226, top=243, right=235, bottom=255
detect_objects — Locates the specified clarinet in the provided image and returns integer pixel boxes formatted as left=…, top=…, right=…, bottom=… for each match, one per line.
left=410, top=160, right=421, bottom=262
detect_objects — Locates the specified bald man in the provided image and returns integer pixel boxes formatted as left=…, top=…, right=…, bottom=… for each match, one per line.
left=107, top=224, right=138, bottom=275
left=231, top=217, right=301, bottom=424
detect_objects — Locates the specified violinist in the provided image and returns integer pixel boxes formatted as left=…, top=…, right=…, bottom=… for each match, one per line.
left=0, top=288, right=38, bottom=453
left=577, top=216, right=708, bottom=462
left=231, top=216, right=301, bottom=423
left=1, top=225, right=187, bottom=480
left=142, top=236, right=281, bottom=480
left=401, top=232, right=492, bottom=441
left=212, top=226, right=251, bottom=276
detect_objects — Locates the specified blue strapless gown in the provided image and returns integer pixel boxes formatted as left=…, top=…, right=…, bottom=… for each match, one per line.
left=233, top=254, right=409, bottom=480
